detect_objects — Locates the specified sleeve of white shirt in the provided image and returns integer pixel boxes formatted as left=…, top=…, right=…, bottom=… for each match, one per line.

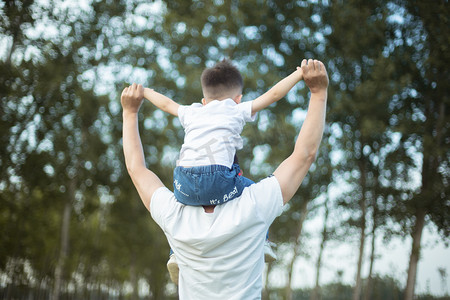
left=238, top=101, right=257, bottom=122
left=150, top=187, right=179, bottom=230
left=177, top=105, right=188, bottom=128
left=247, top=176, right=284, bottom=224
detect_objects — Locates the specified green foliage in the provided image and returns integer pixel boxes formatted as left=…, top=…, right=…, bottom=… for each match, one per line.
left=1, top=0, right=448, bottom=299
left=387, top=0, right=450, bottom=240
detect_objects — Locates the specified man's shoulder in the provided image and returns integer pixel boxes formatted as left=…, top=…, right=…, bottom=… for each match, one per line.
left=151, top=186, right=176, bottom=204
left=245, top=176, right=280, bottom=195
left=150, top=187, right=178, bottom=221
left=240, top=175, right=284, bottom=218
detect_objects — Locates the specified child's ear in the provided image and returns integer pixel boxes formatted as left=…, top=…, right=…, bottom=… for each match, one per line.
left=201, top=98, right=206, bottom=106
left=234, top=94, right=243, bottom=104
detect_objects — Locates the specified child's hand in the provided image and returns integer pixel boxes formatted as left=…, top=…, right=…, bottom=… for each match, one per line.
left=301, top=59, right=329, bottom=94
left=144, top=87, right=154, bottom=94
left=121, top=83, right=144, bottom=114
left=296, top=66, right=304, bottom=80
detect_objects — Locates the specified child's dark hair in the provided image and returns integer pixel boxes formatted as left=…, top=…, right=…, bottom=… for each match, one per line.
left=201, top=59, right=243, bottom=100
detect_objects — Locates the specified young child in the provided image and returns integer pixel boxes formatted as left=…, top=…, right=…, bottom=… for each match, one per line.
left=143, top=59, right=303, bottom=284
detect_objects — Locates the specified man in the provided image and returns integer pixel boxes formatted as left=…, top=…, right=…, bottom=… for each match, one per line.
left=121, top=59, right=329, bottom=299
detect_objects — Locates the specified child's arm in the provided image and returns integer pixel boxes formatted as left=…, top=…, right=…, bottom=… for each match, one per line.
left=251, top=67, right=303, bottom=114
left=143, top=87, right=180, bottom=117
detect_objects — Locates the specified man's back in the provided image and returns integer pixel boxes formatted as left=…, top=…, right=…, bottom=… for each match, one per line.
left=150, top=176, right=283, bottom=299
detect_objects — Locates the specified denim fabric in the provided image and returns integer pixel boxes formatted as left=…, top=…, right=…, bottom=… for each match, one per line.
left=173, top=164, right=254, bottom=206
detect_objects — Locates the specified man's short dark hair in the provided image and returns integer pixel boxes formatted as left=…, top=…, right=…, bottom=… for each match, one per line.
left=201, top=59, right=243, bottom=100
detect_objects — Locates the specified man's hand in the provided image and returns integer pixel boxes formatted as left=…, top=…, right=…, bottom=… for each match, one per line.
left=121, top=83, right=144, bottom=114
left=121, top=82, right=164, bottom=212
left=273, top=58, right=328, bottom=204
left=301, top=59, right=329, bottom=94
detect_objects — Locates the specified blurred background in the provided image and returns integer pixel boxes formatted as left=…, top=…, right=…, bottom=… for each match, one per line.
left=0, top=0, right=448, bottom=299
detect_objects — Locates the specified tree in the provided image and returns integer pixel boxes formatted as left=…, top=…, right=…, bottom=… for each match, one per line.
left=311, top=192, right=332, bottom=300
left=0, top=1, right=132, bottom=298
left=317, top=2, right=400, bottom=299
left=384, top=1, right=450, bottom=299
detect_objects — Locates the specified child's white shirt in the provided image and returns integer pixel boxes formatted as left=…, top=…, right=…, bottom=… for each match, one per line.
left=177, top=98, right=256, bottom=168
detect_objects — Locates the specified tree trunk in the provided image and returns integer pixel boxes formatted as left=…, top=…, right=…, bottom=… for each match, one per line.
left=130, top=255, right=139, bottom=300
left=352, top=209, right=366, bottom=300
left=285, top=200, right=309, bottom=300
left=353, top=161, right=367, bottom=300
left=403, top=99, right=443, bottom=300
left=51, top=200, right=71, bottom=300
left=404, top=209, right=426, bottom=300
left=51, top=180, right=75, bottom=300
left=363, top=208, right=377, bottom=300
left=262, top=262, right=272, bottom=300
left=311, top=197, right=330, bottom=300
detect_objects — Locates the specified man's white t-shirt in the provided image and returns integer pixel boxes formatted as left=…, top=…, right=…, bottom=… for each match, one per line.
left=177, top=99, right=255, bottom=168
left=150, top=176, right=284, bottom=299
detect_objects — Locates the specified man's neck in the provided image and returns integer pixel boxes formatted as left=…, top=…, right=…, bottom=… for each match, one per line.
left=202, top=205, right=216, bottom=213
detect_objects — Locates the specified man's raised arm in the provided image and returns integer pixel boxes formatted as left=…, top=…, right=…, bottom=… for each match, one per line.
left=121, top=83, right=165, bottom=212
left=273, top=59, right=329, bottom=204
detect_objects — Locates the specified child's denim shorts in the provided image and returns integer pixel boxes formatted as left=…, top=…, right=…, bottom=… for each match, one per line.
left=173, top=164, right=254, bottom=206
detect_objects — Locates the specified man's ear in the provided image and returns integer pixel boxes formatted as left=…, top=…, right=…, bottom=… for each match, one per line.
left=201, top=98, right=206, bottom=106
left=234, top=94, right=243, bottom=104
